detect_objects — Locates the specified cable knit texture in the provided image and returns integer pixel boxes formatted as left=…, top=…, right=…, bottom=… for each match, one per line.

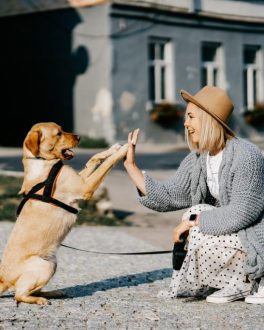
left=138, top=137, right=264, bottom=279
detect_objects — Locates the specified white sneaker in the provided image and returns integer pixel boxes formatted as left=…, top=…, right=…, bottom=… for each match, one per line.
left=245, top=278, right=264, bottom=304
left=206, top=282, right=253, bottom=304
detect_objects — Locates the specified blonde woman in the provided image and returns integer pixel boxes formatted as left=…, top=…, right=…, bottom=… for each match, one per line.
left=124, top=86, right=264, bottom=304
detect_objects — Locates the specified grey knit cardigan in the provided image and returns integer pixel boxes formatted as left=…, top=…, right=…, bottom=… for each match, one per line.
left=138, top=137, right=264, bottom=279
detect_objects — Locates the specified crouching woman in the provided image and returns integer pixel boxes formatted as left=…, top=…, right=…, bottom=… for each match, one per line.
left=124, top=86, right=264, bottom=304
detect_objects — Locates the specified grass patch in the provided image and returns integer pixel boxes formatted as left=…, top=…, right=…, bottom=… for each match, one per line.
left=78, top=135, right=109, bottom=149
left=0, top=175, right=130, bottom=226
left=0, top=175, right=23, bottom=221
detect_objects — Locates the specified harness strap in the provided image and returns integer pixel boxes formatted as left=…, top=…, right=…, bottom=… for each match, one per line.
left=20, top=194, right=78, bottom=215
left=43, top=161, right=63, bottom=197
left=17, top=160, right=78, bottom=216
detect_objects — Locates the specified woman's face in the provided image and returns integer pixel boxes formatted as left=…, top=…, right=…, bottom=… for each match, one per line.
left=184, top=103, right=201, bottom=144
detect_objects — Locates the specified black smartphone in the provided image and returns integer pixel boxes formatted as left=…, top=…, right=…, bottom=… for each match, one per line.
left=172, top=241, right=187, bottom=270
left=189, top=213, right=197, bottom=221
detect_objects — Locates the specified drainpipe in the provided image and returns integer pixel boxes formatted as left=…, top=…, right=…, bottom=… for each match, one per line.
left=189, top=0, right=202, bottom=13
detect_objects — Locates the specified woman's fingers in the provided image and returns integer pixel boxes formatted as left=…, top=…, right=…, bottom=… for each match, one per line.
left=173, top=222, right=190, bottom=243
left=131, top=128, right=140, bottom=146
left=125, top=129, right=138, bottom=165
left=126, top=129, right=140, bottom=162
left=128, top=131, right=133, bottom=145
left=173, top=228, right=181, bottom=243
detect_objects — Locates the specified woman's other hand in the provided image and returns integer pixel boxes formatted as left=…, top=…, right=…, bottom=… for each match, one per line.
left=173, top=221, right=194, bottom=243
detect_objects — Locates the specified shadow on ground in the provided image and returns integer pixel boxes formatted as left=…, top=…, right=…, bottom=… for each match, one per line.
left=61, top=268, right=172, bottom=299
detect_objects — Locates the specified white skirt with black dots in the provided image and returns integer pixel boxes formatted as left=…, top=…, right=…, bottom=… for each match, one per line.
left=159, top=204, right=248, bottom=298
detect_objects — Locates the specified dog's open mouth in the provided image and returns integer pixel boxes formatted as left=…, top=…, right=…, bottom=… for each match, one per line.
left=62, top=149, right=75, bottom=160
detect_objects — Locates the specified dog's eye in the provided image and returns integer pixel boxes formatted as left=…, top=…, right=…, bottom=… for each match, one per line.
left=57, top=132, right=62, bottom=136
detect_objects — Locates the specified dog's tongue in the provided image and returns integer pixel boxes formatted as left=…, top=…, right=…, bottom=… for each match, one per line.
left=63, top=149, right=75, bottom=159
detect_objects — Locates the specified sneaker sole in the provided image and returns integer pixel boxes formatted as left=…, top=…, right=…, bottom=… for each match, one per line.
left=206, top=291, right=251, bottom=304
left=245, top=297, right=264, bottom=304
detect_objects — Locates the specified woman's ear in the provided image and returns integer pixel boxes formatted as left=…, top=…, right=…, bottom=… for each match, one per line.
left=24, top=130, right=41, bottom=156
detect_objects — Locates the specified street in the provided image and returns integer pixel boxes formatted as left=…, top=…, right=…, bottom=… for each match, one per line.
left=0, top=147, right=189, bottom=172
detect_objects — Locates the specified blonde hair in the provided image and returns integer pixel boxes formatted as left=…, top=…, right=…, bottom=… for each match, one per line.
left=185, top=106, right=234, bottom=153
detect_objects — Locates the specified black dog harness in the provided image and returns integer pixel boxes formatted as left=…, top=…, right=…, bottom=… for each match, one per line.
left=17, top=160, right=78, bottom=216
left=16, top=160, right=175, bottom=258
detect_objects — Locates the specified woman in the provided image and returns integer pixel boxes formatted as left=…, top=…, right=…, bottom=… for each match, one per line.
left=124, top=85, right=264, bottom=304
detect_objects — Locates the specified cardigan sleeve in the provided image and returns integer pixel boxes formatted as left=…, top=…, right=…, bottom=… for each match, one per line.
left=199, top=146, right=264, bottom=235
left=137, top=152, right=195, bottom=212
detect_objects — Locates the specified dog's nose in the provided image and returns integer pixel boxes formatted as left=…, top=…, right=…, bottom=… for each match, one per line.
left=75, top=135, right=80, bottom=141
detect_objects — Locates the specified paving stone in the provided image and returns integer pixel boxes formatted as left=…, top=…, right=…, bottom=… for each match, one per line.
left=0, top=222, right=264, bottom=330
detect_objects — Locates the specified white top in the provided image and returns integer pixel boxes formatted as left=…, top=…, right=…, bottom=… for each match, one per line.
left=206, top=150, right=223, bottom=200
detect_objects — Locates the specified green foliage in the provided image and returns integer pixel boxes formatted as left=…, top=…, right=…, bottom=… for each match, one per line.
left=0, top=175, right=23, bottom=221
left=150, top=102, right=185, bottom=126
left=244, top=103, right=264, bottom=127
left=1, top=202, right=18, bottom=221
left=78, top=135, right=109, bottom=148
left=77, top=200, right=131, bottom=226
left=0, top=175, right=130, bottom=226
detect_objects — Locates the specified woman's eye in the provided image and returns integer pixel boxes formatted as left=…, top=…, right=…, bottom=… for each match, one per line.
left=57, top=132, right=62, bottom=136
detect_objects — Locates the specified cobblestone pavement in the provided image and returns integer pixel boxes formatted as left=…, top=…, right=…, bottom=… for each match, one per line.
left=0, top=222, right=264, bottom=330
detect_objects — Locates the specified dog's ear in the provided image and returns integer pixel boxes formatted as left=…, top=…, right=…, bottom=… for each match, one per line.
left=24, top=130, right=41, bottom=156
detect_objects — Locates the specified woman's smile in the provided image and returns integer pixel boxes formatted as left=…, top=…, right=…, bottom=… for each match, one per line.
left=184, top=103, right=201, bottom=144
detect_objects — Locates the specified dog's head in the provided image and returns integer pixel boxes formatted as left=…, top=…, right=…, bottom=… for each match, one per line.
left=23, top=122, right=80, bottom=160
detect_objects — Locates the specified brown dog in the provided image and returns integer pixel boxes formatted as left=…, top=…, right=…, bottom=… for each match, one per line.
left=0, top=122, right=128, bottom=305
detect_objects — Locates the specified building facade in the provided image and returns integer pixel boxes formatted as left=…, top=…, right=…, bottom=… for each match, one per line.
left=0, top=0, right=264, bottom=145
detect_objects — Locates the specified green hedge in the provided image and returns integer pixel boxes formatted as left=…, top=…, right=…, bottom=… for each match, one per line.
left=0, top=175, right=130, bottom=226
left=78, top=135, right=109, bottom=148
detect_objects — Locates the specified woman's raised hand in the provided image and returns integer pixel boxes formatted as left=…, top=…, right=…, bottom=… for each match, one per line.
left=123, top=128, right=146, bottom=195
left=124, top=128, right=140, bottom=169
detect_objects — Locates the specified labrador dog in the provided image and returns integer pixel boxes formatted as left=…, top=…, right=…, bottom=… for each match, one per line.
left=0, top=122, right=128, bottom=305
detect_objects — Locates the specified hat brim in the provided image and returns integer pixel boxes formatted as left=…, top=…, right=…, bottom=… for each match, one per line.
left=181, top=89, right=235, bottom=137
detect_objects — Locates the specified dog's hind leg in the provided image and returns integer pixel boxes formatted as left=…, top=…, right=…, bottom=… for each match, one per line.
left=14, top=258, right=56, bottom=305
left=0, top=279, right=9, bottom=295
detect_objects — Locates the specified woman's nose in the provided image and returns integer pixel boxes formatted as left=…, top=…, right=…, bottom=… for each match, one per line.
left=184, top=118, right=189, bottom=128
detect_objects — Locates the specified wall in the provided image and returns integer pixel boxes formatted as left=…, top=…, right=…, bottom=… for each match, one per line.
left=110, top=4, right=264, bottom=142
left=73, top=4, right=115, bottom=142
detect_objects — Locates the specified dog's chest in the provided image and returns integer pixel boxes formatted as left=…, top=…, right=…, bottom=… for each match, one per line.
left=27, top=161, right=46, bottom=181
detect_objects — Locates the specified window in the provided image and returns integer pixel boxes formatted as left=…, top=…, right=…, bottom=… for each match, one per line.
left=148, top=38, right=174, bottom=103
left=201, top=42, right=223, bottom=87
left=243, top=45, right=262, bottom=110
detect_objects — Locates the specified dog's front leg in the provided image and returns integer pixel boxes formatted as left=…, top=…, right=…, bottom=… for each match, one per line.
left=79, top=143, right=122, bottom=178
left=82, top=144, right=128, bottom=199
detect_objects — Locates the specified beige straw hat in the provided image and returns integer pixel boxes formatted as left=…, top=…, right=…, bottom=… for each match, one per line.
left=180, top=85, right=235, bottom=137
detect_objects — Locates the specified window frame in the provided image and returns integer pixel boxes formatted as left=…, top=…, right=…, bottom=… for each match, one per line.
left=148, top=38, right=175, bottom=104
left=201, top=42, right=224, bottom=88
left=243, top=45, right=263, bottom=110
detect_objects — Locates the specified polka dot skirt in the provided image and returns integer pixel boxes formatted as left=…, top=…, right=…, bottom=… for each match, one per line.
left=159, top=204, right=247, bottom=298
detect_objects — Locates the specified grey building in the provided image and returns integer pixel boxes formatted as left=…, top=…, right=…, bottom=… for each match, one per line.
left=1, top=0, right=264, bottom=145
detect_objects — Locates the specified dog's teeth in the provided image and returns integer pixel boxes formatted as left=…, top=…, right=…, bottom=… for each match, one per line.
left=63, top=149, right=75, bottom=159
left=65, top=150, right=74, bottom=156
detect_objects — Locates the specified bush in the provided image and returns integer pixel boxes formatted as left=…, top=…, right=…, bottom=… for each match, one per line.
left=243, top=103, right=264, bottom=127
left=0, top=175, right=130, bottom=226
left=150, top=102, right=185, bottom=126
left=0, top=175, right=23, bottom=221
left=77, top=200, right=131, bottom=226
left=78, top=135, right=109, bottom=148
